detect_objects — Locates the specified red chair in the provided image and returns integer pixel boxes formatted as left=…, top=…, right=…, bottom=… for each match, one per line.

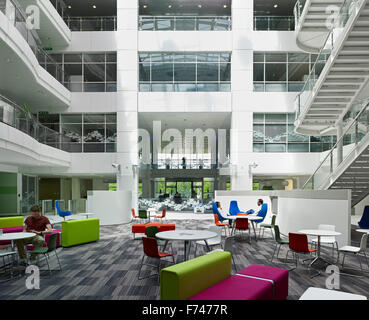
left=214, top=214, right=229, bottom=236
left=138, top=237, right=175, bottom=281
left=155, top=208, right=166, bottom=222
left=131, top=208, right=139, bottom=223
left=235, top=218, right=251, bottom=243
left=286, top=233, right=318, bottom=274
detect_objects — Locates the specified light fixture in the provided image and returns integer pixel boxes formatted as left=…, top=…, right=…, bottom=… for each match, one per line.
left=67, top=5, right=71, bottom=9
left=168, top=4, right=172, bottom=8
left=92, top=5, right=96, bottom=9
left=198, top=4, right=202, bottom=8
left=143, top=5, right=147, bottom=8
left=223, top=4, right=227, bottom=8
left=274, top=4, right=278, bottom=8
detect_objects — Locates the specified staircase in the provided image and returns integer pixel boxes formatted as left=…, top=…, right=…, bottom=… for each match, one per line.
left=294, top=0, right=369, bottom=135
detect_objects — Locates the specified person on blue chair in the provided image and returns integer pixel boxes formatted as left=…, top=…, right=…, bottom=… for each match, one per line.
left=249, top=199, right=268, bottom=224
left=212, top=202, right=229, bottom=222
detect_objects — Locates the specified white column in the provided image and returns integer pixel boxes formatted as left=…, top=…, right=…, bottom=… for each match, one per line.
left=230, top=0, right=254, bottom=191
left=116, top=0, right=139, bottom=210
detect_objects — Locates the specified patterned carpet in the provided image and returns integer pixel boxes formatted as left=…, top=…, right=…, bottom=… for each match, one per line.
left=0, top=220, right=368, bottom=300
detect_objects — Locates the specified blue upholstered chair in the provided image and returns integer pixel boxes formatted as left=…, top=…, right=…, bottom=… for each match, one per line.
left=255, top=203, right=268, bottom=224
left=212, top=202, right=228, bottom=222
left=358, top=206, right=369, bottom=229
left=229, top=200, right=245, bottom=216
left=55, top=200, right=72, bottom=220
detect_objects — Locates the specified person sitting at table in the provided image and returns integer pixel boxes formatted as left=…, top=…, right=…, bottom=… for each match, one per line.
left=16, top=205, right=52, bottom=264
left=249, top=199, right=268, bottom=223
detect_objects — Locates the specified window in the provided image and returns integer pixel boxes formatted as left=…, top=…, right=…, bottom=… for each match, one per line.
left=253, top=52, right=316, bottom=92
left=36, top=113, right=117, bottom=153
left=139, top=52, right=231, bottom=92
left=253, top=113, right=336, bottom=153
left=49, top=53, right=117, bottom=92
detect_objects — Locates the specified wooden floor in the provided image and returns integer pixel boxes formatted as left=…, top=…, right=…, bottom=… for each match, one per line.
left=0, top=220, right=368, bottom=300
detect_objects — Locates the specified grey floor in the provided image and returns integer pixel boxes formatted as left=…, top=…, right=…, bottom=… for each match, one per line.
left=0, top=220, right=368, bottom=300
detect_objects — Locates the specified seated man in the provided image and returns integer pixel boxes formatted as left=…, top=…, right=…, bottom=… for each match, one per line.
left=249, top=199, right=268, bottom=222
left=16, top=205, right=52, bottom=264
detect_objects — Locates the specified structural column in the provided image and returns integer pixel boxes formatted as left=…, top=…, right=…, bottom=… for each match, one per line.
left=116, top=0, right=139, bottom=210
left=230, top=0, right=254, bottom=191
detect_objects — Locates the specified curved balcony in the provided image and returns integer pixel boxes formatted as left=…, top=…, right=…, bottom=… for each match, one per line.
left=294, top=0, right=345, bottom=52
left=0, top=94, right=71, bottom=167
left=0, top=0, right=71, bottom=108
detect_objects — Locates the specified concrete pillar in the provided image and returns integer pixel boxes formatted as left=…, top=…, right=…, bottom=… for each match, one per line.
left=116, top=0, right=139, bottom=211
left=71, top=178, right=80, bottom=200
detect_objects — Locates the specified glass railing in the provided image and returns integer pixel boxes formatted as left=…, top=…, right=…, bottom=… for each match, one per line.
left=0, top=0, right=70, bottom=88
left=0, top=94, right=73, bottom=151
left=254, top=16, right=295, bottom=31
left=295, top=0, right=359, bottom=121
left=302, top=97, right=369, bottom=190
left=293, top=0, right=307, bottom=29
left=49, top=0, right=67, bottom=19
left=139, top=16, right=232, bottom=31
left=63, top=16, right=117, bottom=31
left=143, top=159, right=215, bottom=170
left=139, top=198, right=214, bottom=212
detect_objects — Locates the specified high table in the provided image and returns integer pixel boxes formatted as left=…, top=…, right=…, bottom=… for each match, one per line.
left=0, top=232, right=36, bottom=278
left=298, top=229, right=341, bottom=275
left=156, top=230, right=217, bottom=261
left=227, top=215, right=263, bottom=241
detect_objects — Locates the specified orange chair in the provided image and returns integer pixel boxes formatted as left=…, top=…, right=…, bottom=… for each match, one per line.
left=214, top=214, right=229, bottom=237
left=131, top=208, right=139, bottom=223
left=286, top=233, right=318, bottom=274
left=155, top=208, right=166, bottom=222
left=234, top=218, right=251, bottom=243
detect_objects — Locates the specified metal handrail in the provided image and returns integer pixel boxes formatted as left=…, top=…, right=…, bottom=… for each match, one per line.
left=294, top=0, right=358, bottom=120
left=302, top=97, right=369, bottom=189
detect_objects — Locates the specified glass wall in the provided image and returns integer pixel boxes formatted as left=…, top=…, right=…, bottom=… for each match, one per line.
left=49, top=53, right=117, bottom=92
left=139, top=52, right=231, bottom=92
left=253, top=16, right=295, bottom=31
left=253, top=52, right=317, bottom=92
left=253, top=113, right=336, bottom=153
left=36, top=113, right=117, bottom=153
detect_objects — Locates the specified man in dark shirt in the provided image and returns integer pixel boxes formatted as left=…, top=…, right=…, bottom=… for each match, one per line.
left=16, top=205, right=52, bottom=263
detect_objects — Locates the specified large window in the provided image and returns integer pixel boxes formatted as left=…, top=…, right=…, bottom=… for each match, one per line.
left=253, top=52, right=317, bottom=92
left=49, top=53, right=117, bottom=92
left=37, top=113, right=117, bottom=153
left=253, top=113, right=336, bottom=153
left=139, top=52, right=231, bottom=92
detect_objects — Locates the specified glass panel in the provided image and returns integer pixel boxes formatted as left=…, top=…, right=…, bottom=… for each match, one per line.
left=265, top=114, right=286, bottom=123
left=219, top=83, right=231, bottom=91
left=288, top=52, right=309, bottom=62
left=175, top=18, right=195, bottom=30
left=152, top=63, right=173, bottom=81
left=174, top=63, right=196, bottom=81
left=84, top=114, right=105, bottom=123
left=253, top=143, right=264, bottom=152
left=265, top=64, right=286, bottom=81
left=254, top=63, right=264, bottom=81
left=288, top=143, right=309, bottom=152
left=197, top=64, right=218, bottom=81
left=64, top=54, right=82, bottom=63
left=84, top=83, right=105, bottom=92
left=198, top=53, right=219, bottom=62
left=265, top=124, right=287, bottom=142
left=265, top=144, right=286, bottom=152
left=253, top=113, right=264, bottom=123
left=84, top=64, right=105, bottom=82
left=288, top=63, right=309, bottom=81
left=83, top=143, right=105, bottom=152
left=265, top=53, right=287, bottom=62
left=265, top=83, right=287, bottom=92
left=197, top=83, right=218, bottom=92
left=253, top=83, right=264, bottom=91
left=174, top=83, right=196, bottom=92
left=61, top=114, right=82, bottom=123
left=106, top=64, right=117, bottom=81
left=253, top=124, right=264, bottom=142
left=83, top=54, right=105, bottom=63
left=151, top=83, right=173, bottom=92
left=288, top=124, right=309, bottom=142
left=84, top=124, right=105, bottom=142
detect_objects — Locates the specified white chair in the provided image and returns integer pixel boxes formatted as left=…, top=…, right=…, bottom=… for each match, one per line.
left=339, top=233, right=369, bottom=272
left=311, top=224, right=339, bottom=262
left=193, top=226, right=222, bottom=257
left=206, top=236, right=236, bottom=272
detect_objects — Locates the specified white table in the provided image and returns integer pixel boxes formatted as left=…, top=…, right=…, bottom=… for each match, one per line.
left=298, top=229, right=341, bottom=275
left=299, top=287, right=367, bottom=300
left=78, top=213, right=95, bottom=219
left=146, top=208, right=158, bottom=221
left=156, top=230, right=217, bottom=261
left=227, top=215, right=263, bottom=241
left=356, top=229, right=369, bottom=234
left=0, top=232, right=35, bottom=278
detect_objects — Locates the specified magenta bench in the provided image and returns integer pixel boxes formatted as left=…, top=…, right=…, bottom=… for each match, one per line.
left=160, top=251, right=288, bottom=300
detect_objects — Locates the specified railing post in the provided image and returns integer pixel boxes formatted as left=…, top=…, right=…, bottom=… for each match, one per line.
left=355, top=121, right=359, bottom=145
left=330, top=152, right=333, bottom=174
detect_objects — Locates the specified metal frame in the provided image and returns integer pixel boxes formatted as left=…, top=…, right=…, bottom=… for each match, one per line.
left=137, top=254, right=175, bottom=282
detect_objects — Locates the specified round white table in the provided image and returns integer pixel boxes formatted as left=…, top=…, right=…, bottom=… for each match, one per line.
left=0, top=232, right=36, bottom=278
left=156, top=230, right=217, bottom=261
left=227, top=215, right=263, bottom=241
left=78, top=213, right=95, bottom=219
left=356, top=229, right=369, bottom=234
left=298, top=229, right=341, bottom=275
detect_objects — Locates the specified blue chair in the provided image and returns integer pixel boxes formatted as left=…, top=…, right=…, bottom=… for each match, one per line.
left=55, top=200, right=72, bottom=220
left=212, top=202, right=228, bottom=222
left=255, top=203, right=268, bottom=224
left=358, top=206, right=369, bottom=229
left=229, top=200, right=245, bottom=216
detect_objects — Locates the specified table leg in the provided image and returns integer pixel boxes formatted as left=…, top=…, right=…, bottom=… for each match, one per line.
left=184, top=240, right=188, bottom=261
left=163, top=240, right=168, bottom=252
left=252, top=221, right=257, bottom=241
left=204, top=240, right=211, bottom=252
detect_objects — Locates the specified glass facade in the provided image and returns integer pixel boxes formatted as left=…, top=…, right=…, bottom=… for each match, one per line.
left=253, top=113, right=336, bottom=153
left=253, top=52, right=317, bottom=92
left=139, top=52, right=231, bottom=92
left=49, top=53, right=117, bottom=92
left=36, top=113, right=117, bottom=153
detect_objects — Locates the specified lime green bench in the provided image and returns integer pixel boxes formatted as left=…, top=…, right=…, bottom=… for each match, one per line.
left=0, top=216, right=24, bottom=228
left=61, top=218, right=99, bottom=247
left=160, top=251, right=232, bottom=300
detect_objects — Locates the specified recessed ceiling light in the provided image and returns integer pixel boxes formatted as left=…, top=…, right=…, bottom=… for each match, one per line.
left=198, top=4, right=202, bottom=8
left=168, top=4, right=172, bottom=8
left=143, top=5, right=147, bottom=8
left=223, top=4, right=227, bottom=8
left=92, top=5, right=96, bottom=9
left=274, top=4, right=278, bottom=8
left=67, top=5, right=71, bottom=9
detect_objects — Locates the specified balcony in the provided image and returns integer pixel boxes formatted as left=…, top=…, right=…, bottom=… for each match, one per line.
left=63, top=16, right=117, bottom=31
left=254, top=16, right=295, bottom=31
left=138, top=16, right=232, bottom=31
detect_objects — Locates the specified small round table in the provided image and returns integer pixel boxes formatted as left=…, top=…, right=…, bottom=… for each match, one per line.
left=356, top=229, right=369, bottom=234
left=156, top=230, right=217, bottom=261
left=298, top=229, right=341, bottom=275
left=0, top=232, right=36, bottom=278
left=227, top=215, right=263, bottom=241
left=147, top=208, right=158, bottom=221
